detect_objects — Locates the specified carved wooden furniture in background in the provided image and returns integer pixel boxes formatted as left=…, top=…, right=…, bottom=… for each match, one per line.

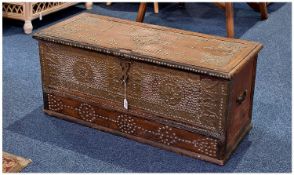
left=135, top=2, right=167, bottom=21
left=214, top=2, right=268, bottom=37
left=226, top=3, right=234, bottom=38
left=136, top=2, right=269, bottom=38
left=136, top=3, right=147, bottom=22
left=247, top=2, right=269, bottom=19
left=2, top=2, right=93, bottom=34
left=33, top=13, right=262, bottom=165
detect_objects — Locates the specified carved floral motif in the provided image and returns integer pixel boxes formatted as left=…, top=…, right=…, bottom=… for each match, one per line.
left=77, top=103, right=96, bottom=122
left=117, top=115, right=136, bottom=134
left=73, top=60, right=94, bottom=83
left=159, top=79, right=182, bottom=106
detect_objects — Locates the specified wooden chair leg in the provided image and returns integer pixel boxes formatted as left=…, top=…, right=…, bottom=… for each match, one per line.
left=154, top=2, right=159, bottom=14
left=225, top=3, right=234, bottom=38
left=214, top=2, right=225, bottom=10
left=136, top=3, right=147, bottom=22
left=259, top=2, right=268, bottom=20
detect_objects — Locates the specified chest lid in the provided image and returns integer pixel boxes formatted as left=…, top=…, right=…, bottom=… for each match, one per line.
left=33, top=13, right=262, bottom=79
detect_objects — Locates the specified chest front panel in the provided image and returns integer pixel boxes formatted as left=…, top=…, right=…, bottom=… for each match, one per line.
left=40, top=41, right=229, bottom=138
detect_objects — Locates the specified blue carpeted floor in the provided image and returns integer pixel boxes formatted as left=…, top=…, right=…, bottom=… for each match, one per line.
left=3, top=3, right=291, bottom=172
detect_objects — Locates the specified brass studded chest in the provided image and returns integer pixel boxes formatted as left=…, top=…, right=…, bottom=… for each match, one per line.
left=33, top=13, right=262, bottom=165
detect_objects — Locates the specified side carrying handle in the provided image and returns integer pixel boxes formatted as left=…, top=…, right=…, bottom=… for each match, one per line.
left=236, top=89, right=247, bottom=104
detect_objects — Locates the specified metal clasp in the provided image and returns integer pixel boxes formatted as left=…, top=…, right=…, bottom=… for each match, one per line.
left=120, top=61, right=131, bottom=110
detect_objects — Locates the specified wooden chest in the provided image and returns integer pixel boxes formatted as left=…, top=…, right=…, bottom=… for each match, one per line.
left=33, top=13, right=262, bottom=165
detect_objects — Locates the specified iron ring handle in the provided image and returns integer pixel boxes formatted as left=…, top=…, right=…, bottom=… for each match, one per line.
left=236, top=89, right=247, bottom=104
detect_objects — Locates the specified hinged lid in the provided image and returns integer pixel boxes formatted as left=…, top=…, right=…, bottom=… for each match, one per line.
left=33, top=13, right=262, bottom=79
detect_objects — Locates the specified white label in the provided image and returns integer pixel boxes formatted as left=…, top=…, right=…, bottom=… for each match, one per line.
left=124, top=98, right=128, bottom=110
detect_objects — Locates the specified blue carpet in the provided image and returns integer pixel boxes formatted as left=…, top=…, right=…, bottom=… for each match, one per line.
left=3, top=3, right=291, bottom=172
